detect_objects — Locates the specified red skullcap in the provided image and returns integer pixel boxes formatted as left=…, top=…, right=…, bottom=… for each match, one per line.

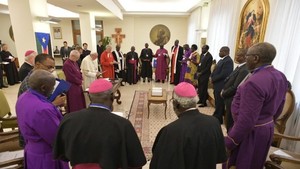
left=174, top=82, right=197, bottom=98
left=25, top=50, right=35, bottom=57
left=89, top=79, right=113, bottom=94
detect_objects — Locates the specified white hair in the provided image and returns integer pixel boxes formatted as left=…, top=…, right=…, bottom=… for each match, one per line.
left=173, top=92, right=199, bottom=109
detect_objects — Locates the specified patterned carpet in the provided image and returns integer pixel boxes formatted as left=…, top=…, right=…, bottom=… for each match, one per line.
left=128, top=90, right=217, bottom=160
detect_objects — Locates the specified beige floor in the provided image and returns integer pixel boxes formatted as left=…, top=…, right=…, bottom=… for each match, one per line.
left=1, top=75, right=223, bottom=168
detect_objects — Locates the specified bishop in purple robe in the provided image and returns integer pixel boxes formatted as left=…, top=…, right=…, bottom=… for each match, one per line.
left=63, top=50, right=86, bottom=113
left=224, top=42, right=288, bottom=169
left=154, top=45, right=169, bottom=83
left=16, top=70, right=69, bottom=169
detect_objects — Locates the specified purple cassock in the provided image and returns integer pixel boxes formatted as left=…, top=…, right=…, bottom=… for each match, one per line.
left=16, top=89, right=69, bottom=169
left=63, top=59, right=86, bottom=113
left=224, top=66, right=288, bottom=169
left=155, top=48, right=168, bottom=81
left=179, top=49, right=191, bottom=83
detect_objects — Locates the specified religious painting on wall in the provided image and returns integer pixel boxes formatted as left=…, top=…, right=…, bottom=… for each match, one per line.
left=35, top=32, right=52, bottom=56
left=150, top=24, right=171, bottom=46
left=235, top=0, right=269, bottom=59
left=112, top=28, right=125, bottom=46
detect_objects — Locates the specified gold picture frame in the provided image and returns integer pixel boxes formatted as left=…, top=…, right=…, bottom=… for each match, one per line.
left=235, top=0, right=269, bottom=60
left=53, top=27, right=62, bottom=39
left=150, top=24, right=171, bottom=46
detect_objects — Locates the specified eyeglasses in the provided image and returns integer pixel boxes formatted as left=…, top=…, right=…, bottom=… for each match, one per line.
left=40, top=63, right=55, bottom=72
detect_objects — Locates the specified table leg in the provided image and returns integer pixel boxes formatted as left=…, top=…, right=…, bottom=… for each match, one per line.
left=164, top=102, right=167, bottom=119
left=148, top=102, right=150, bottom=119
left=114, top=89, right=122, bottom=104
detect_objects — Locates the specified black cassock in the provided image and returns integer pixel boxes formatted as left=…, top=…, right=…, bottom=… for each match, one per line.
left=150, top=109, right=227, bottom=169
left=126, top=51, right=139, bottom=84
left=19, top=62, right=33, bottom=81
left=54, top=107, right=146, bottom=168
left=140, top=48, right=153, bottom=79
left=0, top=50, right=20, bottom=85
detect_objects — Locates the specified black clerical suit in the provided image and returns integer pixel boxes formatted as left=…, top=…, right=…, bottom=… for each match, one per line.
left=80, top=49, right=91, bottom=62
left=197, top=52, right=213, bottom=106
left=0, top=57, right=5, bottom=88
left=150, top=109, right=227, bottom=169
left=170, top=45, right=184, bottom=85
left=126, top=51, right=139, bottom=84
left=54, top=107, right=146, bottom=168
left=0, top=50, right=20, bottom=85
left=211, top=56, right=233, bottom=124
left=19, top=62, right=33, bottom=81
left=60, top=46, right=72, bottom=63
left=140, top=48, right=153, bottom=81
left=222, top=63, right=248, bottom=131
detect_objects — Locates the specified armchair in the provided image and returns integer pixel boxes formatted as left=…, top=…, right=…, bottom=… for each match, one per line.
left=0, top=90, right=18, bottom=131
left=265, top=132, right=300, bottom=169
left=273, top=89, right=295, bottom=147
left=0, top=129, right=23, bottom=169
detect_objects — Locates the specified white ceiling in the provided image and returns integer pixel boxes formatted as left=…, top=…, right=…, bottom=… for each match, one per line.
left=0, top=0, right=209, bottom=19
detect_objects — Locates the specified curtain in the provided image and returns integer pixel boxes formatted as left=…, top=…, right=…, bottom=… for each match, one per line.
left=206, top=0, right=300, bottom=152
left=264, top=0, right=300, bottom=152
left=206, top=0, right=242, bottom=61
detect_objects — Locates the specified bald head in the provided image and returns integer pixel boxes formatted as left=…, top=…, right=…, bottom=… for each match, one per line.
left=29, top=69, right=56, bottom=97
left=69, top=50, right=80, bottom=61
left=247, top=42, right=276, bottom=64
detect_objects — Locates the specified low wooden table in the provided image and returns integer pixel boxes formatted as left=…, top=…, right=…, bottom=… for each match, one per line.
left=147, top=89, right=167, bottom=119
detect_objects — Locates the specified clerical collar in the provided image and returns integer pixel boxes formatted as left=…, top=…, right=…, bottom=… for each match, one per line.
left=89, top=103, right=111, bottom=112
left=203, top=52, right=208, bottom=56
left=178, top=108, right=197, bottom=117
left=252, top=64, right=273, bottom=74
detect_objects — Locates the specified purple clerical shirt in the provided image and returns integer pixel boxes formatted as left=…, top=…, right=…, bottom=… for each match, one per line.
left=224, top=66, right=288, bottom=169
left=16, top=89, right=69, bottom=169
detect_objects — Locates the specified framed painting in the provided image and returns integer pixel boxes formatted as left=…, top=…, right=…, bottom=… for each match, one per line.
left=53, top=27, right=62, bottom=39
left=235, top=0, right=269, bottom=59
left=150, top=24, right=171, bottom=46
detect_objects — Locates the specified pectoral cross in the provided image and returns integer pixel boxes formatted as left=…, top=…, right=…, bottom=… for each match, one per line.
left=112, top=28, right=125, bottom=46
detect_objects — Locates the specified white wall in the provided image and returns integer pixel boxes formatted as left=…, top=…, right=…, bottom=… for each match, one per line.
left=2, top=14, right=188, bottom=57
left=103, top=16, right=188, bottom=54
left=0, top=14, right=17, bottom=56
left=49, top=19, right=74, bottom=50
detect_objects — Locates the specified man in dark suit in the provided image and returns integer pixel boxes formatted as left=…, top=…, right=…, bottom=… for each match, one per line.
left=197, top=45, right=213, bottom=107
left=60, top=41, right=72, bottom=63
left=170, top=40, right=184, bottom=85
left=211, top=46, right=233, bottom=124
left=221, top=49, right=249, bottom=131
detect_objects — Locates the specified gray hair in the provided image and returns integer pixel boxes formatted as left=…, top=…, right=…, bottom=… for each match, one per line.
left=89, top=89, right=113, bottom=102
left=173, top=93, right=199, bottom=109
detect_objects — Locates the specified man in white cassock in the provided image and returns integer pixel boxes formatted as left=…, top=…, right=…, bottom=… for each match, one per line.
left=80, top=52, right=101, bottom=89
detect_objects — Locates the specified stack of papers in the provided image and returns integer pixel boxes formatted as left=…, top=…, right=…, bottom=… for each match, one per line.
left=152, top=87, right=162, bottom=96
